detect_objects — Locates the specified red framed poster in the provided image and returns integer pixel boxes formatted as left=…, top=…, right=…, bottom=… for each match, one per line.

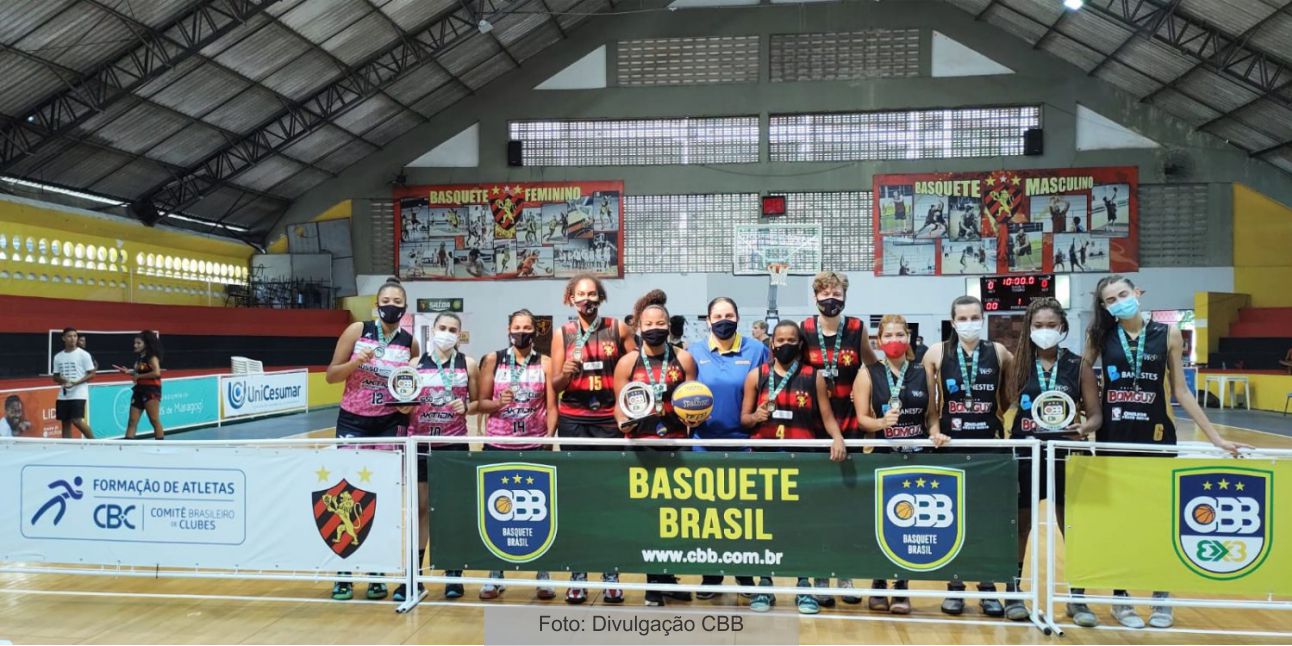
left=394, top=181, right=624, bottom=281
left=873, top=167, right=1138, bottom=276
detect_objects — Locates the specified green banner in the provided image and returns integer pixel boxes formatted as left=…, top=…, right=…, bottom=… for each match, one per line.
left=429, top=451, right=1019, bottom=581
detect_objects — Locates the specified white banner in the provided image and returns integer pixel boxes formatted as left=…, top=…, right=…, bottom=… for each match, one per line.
left=219, top=371, right=308, bottom=419
left=1, top=443, right=403, bottom=572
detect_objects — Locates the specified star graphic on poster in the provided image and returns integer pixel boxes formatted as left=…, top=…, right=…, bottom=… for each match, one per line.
left=986, top=175, right=997, bottom=186
left=916, top=478, right=927, bottom=488
left=1203, top=481, right=1212, bottom=490
left=492, top=186, right=501, bottom=195
left=503, top=185, right=512, bottom=193
left=902, top=479, right=911, bottom=488
left=1011, top=175, right=1021, bottom=186
left=512, top=474, right=524, bottom=484
left=527, top=476, right=535, bottom=485
left=514, top=185, right=525, bottom=195
left=1235, top=481, right=1245, bottom=491
left=357, top=467, right=373, bottom=483
left=1219, top=478, right=1230, bottom=490
left=315, top=466, right=331, bottom=482
left=500, top=475, right=510, bottom=485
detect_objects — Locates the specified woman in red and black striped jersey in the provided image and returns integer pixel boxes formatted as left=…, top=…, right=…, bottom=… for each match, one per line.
left=739, top=320, right=845, bottom=615
left=549, top=273, right=637, bottom=605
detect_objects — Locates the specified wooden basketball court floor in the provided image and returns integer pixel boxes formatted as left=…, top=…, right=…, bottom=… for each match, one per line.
left=2, top=419, right=1289, bottom=645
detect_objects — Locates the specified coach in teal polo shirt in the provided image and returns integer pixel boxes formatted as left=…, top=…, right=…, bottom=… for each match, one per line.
left=690, top=297, right=769, bottom=446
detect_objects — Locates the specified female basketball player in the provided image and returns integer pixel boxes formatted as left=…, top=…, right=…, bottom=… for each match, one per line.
left=614, top=291, right=698, bottom=606
left=116, top=330, right=164, bottom=440
left=801, top=271, right=876, bottom=605
left=691, top=297, right=769, bottom=598
left=401, top=312, right=478, bottom=602
left=1005, top=298, right=1101, bottom=625
left=549, top=273, right=637, bottom=604
left=853, top=314, right=947, bottom=614
left=325, top=277, right=416, bottom=599
left=1086, top=275, right=1246, bottom=629
left=742, top=321, right=846, bottom=615
left=324, top=278, right=418, bottom=601
left=476, top=309, right=557, bottom=600
left=921, top=295, right=1012, bottom=617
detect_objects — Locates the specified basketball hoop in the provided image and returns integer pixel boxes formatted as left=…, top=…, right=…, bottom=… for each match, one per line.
left=767, top=262, right=790, bottom=287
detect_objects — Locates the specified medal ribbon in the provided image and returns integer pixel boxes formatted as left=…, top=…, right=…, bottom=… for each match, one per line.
left=374, top=320, right=391, bottom=353
left=766, top=361, right=800, bottom=407
left=1118, top=327, right=1146, bottom=390
left=573, top=317, right=601, bottom=354
left=1036, top=351, right=1061, bottom=393
left=640, top=345, right=671, bottom=408
left=957, top=344, right=980, bottom=398
left=507, top=348, right=531, bottom=389
left=815, top=316, right=844, bottom=376
left=886, top=360, right=908, bottom=406
left=431, top=351, right=457, bottom=404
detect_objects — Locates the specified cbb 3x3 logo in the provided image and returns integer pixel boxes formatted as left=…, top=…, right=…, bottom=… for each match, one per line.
left=478, top=463, right=557, bottom=563
left=1174, top=467, right=1272, bottom=580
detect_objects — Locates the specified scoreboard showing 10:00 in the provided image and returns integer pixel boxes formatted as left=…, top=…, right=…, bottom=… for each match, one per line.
left=980, top=274, right=1056, bottom=312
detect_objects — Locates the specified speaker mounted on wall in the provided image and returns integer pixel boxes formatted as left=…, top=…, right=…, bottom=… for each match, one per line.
left=1023, top=128, right=1044, bottom=156
left=507, top=140, right=523, bottom=167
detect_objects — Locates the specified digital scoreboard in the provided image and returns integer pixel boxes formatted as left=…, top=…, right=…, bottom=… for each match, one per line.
left=980, top=274, right=1055, bottom=312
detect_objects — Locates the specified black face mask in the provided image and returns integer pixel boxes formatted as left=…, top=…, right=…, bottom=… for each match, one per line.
left=640, top=328, right=670, bottom=347
left=377, top=304, right=405, bottom=324
left=773, top=343, right=799, bottom=365
left=711, top=319, right=738, bottom=340
left=575, top=299, right=599, bottom=316
left=816, top=298, right=845, bottom=317
left=510, top=332, right=534, bottom=348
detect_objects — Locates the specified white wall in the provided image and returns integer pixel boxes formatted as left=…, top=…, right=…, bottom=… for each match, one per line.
left=359, top=267, right=1233, bottom=358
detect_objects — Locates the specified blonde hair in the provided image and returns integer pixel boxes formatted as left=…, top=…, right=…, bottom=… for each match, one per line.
left=812, top=271, right=849, bottom=295
left=877, top=314, right=914, bottom=361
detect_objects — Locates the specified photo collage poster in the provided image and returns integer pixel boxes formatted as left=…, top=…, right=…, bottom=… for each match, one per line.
left=872, top=166, right=1138, bottom=276
left=395, top=181, right=624, bottom=281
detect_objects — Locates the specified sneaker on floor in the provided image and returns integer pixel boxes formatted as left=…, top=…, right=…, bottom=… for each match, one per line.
left=536, top=572, right=556, bottom=600
left=695, top=591, right=718, bottom=600
left=796, top=594, right=820, bottom=615
left=1066, top=602, right=1098, bottom=628
left=331, top=582, right=353, bottom=601
left=1149, top=592, right=1173, bottom=628
left=602, top=573, right=624, bottom=604
left=839, top=578, right=861, bottom=604
left=1004, top=600, right=1029, bottom=621
left=365, top=582, right=387, bottom=600
left=479, top=584, right=504, bottom=600
left=445, top=583, right=464, bottom=599
left=1111, top=604, right=1145, bottom=629
left=644, top=590, right=664, bottom=607
left=750, top=594, right=774, bottom=613
left=391, top=583, right=424, bottom=603
left=889, top=597, right=911, bottom=615
left=814, top=578, right=835, bottom=608
left=941, top=597, right=965, bottom=615
left=980, top=598, right=1004, bottom=617
left=868, top=595, right=889, bottom=612
left=566, top=572, right=588, bottom=605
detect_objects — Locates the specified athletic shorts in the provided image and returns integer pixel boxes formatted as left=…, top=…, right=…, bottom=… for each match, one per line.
left=335, top=409, right=405, bottom=439
left=556, top=417, right=620, bottom=451
left=417, top=442, right=465, bottom=482
left=55, top=399, right=86, bottom=421
left=130, top=385, right=162, bottom=410
left=1017, top=446, right=1067, bottom=508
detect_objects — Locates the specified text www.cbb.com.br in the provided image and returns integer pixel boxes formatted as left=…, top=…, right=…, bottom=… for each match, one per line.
left=640, top=548, right=785, bottom=566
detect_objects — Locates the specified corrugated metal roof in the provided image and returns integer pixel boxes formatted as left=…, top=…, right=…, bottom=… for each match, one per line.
left=385, top=64, right=453, bottom=104
left=82, top=102, right=191, bottom=154
left=1116, top=38, right=1197, bottom=82
left=149, top=63, right=253, bottom=119
left=510, top=22, right=565, bottom=62
left=459, top=52, right=517, bottom=90
left=1206, top=119, right=1281, bottom=151
left=437, top=35, right=501, bottom=76
left=1148, top=88, right=1223, bottom=125
left=260, top=49, right=344, bottom=101
left=115, top=0, right=201, bottom=29
left=0, top=0, right=77, bottom=47
left=331, top=94, right=403, bottom=135
left=409, top=82, right=470, bottom=119
left=231, top=155, right=308, bottom=194
left=214, top=22, right=313, bottom=81
left=269, top=167, right=333, bottom=199
left=88, top=157, right=175, bottom=199
left=1179, top=0, right=1277, bottom=36
left=316, top=139, right=380, bottom=173
left=280, top=0, right=372, bottom=43
left=0, top=50, right=70, bottom=117
left=1093, top=59, right=1163, bottom=97
left=1174, top=70, right=1261, bottom=113
left=999, top=0, right=1063, bottom=25
left=201, top=84, right=285, bottom=134
left=381, top=0, right=460, bottom=28
left=1056, top=9, right=1134, bottom=53
left=982, top=4, right=1048, bottom=44
left=1038, top=33, right=1104, bottom=72
left=362, top=109, right=423, bottom=146
left=148, top=122, right=231, bottom=168
left=12, top=4, right=132, bottom=74
left=1232, top=99, right=1292, bottom=141
left=1249, top=10, right=1292, bottom=57
left=30, top=145, right=134, bottom=189
left=282, top=124, right=356, bottom=164
left=320, top=10, right=401, bottom=65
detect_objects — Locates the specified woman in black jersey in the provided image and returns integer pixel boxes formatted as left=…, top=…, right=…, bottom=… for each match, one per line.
left=921, top=295, right=1011, bottom=617
left=853, top=314, right=947, bottom=615
left=1005, top=298, right=1101, bottom=626
left=1085, top=275, right=1246, bottom=629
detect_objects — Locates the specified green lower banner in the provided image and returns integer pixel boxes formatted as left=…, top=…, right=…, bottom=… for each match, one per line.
left=428, top=451, right=1019, bottom=581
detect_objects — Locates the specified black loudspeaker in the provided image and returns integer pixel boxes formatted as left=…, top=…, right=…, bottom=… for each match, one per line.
left=1023, top=128, right=1044, bottom=156
left=507, top=140, right=523, bottom=167
left=129, top=201, right=162, bottom=226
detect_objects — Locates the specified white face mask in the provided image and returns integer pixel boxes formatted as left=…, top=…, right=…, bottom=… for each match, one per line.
left=432, top=330, right=459, bottom=353
left=1029, top=328, right=1063, bottom=350
left=954, top=320, right=983, bottom=342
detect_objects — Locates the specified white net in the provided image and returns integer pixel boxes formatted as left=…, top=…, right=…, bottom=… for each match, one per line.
left=767, top=263, right=790, bottom=286
left=732, top=223, right=823, bottom=275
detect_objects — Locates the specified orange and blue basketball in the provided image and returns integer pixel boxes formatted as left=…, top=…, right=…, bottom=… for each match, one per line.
left=672, top=381, right=714, bottom=427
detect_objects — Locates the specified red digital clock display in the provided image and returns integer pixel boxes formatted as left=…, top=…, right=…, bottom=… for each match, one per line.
left=980, top=274, right=1055, bottom=312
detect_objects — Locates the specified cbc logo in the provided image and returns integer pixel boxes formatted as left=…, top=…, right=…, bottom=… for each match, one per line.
left=1184, top=496, right=1260, bottom=535
left=486, top=489, right=549, bottom=522
left=885, top=493, right=954, bottom=528
left=94, top=504, right=137, bottom=530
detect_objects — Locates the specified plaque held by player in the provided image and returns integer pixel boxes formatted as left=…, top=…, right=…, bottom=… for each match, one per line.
left=1031, top=390, right=1077, bottom=434
left=385, top=365, right=423, bottom=406
left=617, top=380, right=657, bottom=433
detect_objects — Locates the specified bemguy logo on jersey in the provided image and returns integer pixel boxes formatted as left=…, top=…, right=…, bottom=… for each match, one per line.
left=875, top=466, right=965, bottom=571
left=477, top=462, right=557, bottom=563
left=1173, top=467, right=1271, bottom=580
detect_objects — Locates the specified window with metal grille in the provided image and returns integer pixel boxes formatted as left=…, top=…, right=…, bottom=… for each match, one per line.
left=786, top=192, right=874, bottom=271
left=510, top=117, right=760, bottom=166
left=769, top=106, right=1042, bottom=162
left=371, top=199, right=396, bottom=275
left=1139, top=183, right=1213, bottom=266
left=618, top=36, right=760, bottom=86
left=770, top=29, right=919, bottom=82
left=624, top=194, right=760, bottom=273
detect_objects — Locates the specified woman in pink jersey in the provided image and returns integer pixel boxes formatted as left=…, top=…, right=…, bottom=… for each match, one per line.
left=475, top=308, right=558, bottom=600
left=324, top=277, right=419, bottom=602
left=398, top=311, right=479, bottom=602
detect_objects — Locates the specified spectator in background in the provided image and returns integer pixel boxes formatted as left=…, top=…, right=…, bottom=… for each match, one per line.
left=52, top=327, right=96, bottom=439
left=668, top=314, right=688, bottom=351
left=751, top=320, right=771, bottom=347
left=1280, top=348, right=1292, bottom=375
left=913, top=336, right=930, bottom=364
left=1, top=395, right=30, bottom=437
left=77, top=334, right=99, bottom=370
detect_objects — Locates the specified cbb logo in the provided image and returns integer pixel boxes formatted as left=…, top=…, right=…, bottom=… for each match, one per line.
left=885, top=493, right=954, bottom=529
left=875, top=466, right=965, bottom=572
left=478, top=462, right=558, bottom=563
left=1174, top=468, right=1271, bottom=579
